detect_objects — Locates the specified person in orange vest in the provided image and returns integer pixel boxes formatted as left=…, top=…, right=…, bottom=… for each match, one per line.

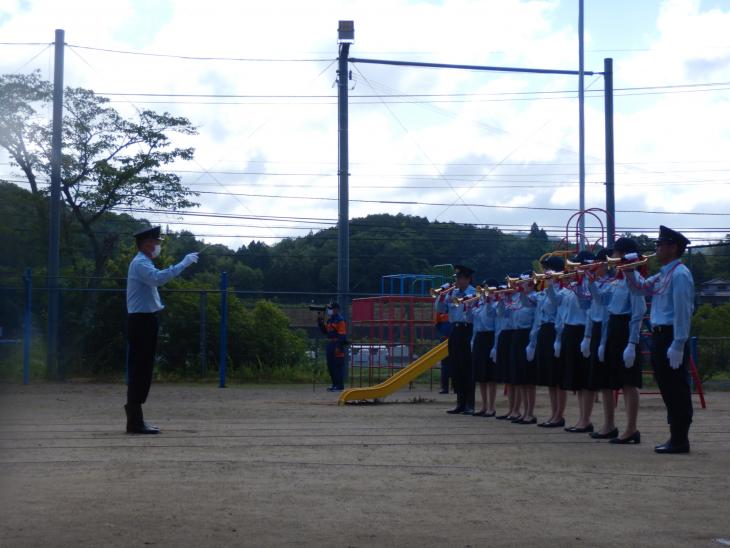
left=318, top=301, right=348, bottom=392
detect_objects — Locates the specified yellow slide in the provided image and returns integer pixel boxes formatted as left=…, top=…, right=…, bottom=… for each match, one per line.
left=337, top=341, right=448, bottom=404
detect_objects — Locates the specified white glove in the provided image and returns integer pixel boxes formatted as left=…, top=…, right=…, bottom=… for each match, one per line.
left=580, top=337, right=591, bottom=358
left=667, top=347, right=684, bottom=370
left=489, top=347, right=497, bottom=362
left=553, top=341, right=561, bottom=358
left=526, top=344, right=535, bottom=362
left=598, top=344, right=605, bottom=363
left=440, top=282, right=451, bottom=290
left=622, top=343, right=636, bottom=369
left=180, top=252, right=199, bottom=268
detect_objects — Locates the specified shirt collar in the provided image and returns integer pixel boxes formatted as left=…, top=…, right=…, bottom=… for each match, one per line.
left=660, top=258, right=681, bottom=274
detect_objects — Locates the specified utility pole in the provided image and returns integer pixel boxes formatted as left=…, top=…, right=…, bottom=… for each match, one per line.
left=578, top=0, right=586, bottom=250
left=337, top=21, right=353, bottom=318
left=47, top=28, right=65, bottom=379
left=604, top=58, right=615, bottom=247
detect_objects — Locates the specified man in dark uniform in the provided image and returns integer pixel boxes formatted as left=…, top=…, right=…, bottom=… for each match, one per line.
left=125, top=226, right=199, bottom=434
left=318, top=301, right=347, bottom=392
left=435, top=265, right=476, bottom=414
left=628, top=225, right=694, bottom=453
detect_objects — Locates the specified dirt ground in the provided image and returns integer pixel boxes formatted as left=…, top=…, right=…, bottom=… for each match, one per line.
left=0, top=382, right=728, bottom=548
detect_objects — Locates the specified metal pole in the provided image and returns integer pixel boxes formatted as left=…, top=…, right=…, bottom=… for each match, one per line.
left=337, top=41, right=351, bottom=321
left=218, top=272, right=228, bottom=388
left=199, top=291, right=207, bottom=376
left=47, top=28, right=65, bottom=380
left=578, top=0, right=586, bottom=250
left=23, top=268, right=32, bottom=386
left=604, top=58, right=615, bottom=247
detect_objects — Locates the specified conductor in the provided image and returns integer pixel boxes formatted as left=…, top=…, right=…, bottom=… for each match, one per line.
left=125, top=225, right=199, bottom=434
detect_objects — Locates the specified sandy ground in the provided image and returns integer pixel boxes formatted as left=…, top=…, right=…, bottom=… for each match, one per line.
left=0, top=382, right=729, bottom=548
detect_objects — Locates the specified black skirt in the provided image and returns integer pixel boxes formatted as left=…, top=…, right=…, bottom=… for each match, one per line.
left=536, top=322, right=558, bottom=387
left=472, top=330, right=496, bottom=383
left=495, top=329, right=514, bottom=384
left=586, top=321, right=610, bottom=391
left=560, top=323, right=589, bottom=391
left=606, top=314, right=643, bottom=389
left=511, top=328, right=536, bottom=385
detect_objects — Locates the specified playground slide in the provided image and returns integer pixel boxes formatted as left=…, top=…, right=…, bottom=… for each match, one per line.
left=337, top=340, right=448, bottom=404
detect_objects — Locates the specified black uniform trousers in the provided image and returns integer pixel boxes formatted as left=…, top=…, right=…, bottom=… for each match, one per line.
left=449, top=323, right=474, bottom=409
left=652, top=326, right=693, bottom=443
left=127, top=312, right=159, bottom=405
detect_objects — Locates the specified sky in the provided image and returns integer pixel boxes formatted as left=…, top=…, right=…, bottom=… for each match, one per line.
left=1, top=0, right=729, bottom=251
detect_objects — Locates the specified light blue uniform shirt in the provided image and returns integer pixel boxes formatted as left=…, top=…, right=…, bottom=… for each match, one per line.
left=522, top=290, right=556, bottom=347
left=435, top=285, right=475, bottom=323
left=629, top=259, right=694, bottom=352
left=126, top=252, right=186, bottom=313
left=585, top=276, right=611, bottom=341
left=592, top=277, right=646, bottom=345
left=472, top=297, right=496, bottom=333
left=547, top=282, right=588, bottom=327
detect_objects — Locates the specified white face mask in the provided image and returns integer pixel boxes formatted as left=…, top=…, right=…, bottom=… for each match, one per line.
left=326, top=308, right=333, bottom=317
left=151, top=244, right=161, bottom=258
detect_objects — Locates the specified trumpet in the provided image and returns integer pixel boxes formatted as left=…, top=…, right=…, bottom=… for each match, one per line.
left=430, top=284, right=455, bottom=297
left=614, top=253, right=656, bottom=271
left=455, top=286, right=493, bottom=306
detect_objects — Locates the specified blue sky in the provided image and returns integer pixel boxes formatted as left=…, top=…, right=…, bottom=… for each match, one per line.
left=1, top=0, right=729, bottom=248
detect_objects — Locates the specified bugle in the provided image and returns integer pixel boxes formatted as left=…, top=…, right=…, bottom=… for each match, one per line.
left=614, top=252, right=656, bottom=271
left=430, top=284, right=455, bottom=297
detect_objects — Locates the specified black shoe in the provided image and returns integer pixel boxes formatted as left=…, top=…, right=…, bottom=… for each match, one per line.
left=484, top=411, right=496, bottom=418
left=473, top=410, right=487, bottom=417
left=543, top=418, right=566, bottom=428
left=447, top=406, right=465, bottom=414
left=462, top=408, right=475, bottom=415
left=610, top=431, right=641, bottom=445
left=590, top=428, right=619, bottom=440
left=654, top=440, right=689, bottom=454
left=125, top=404, right=160, bottom=434
left=566, top=424, right=594, bottom=433
left=510, top=416, right=524, bottom=423
left=495, top=413, right=511, bottom=420
left=517, top=417, right=537, bottom=425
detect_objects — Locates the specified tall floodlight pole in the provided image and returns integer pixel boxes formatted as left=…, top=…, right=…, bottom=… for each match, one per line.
left=47, top=29, right=65, bottom=379
left=337, top=21, right=353, bottom=318
left=578, top=0, right=586, bottom=250
left=604, top=58, right=615, bottom=247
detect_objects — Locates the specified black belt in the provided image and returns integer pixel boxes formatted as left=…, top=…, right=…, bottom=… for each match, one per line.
left=652, top=324, right=673, bottom=334
left=452, top=322, right=472, bottom=328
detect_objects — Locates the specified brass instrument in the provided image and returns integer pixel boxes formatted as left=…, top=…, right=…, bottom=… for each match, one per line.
left=614, top=252, right=656, bottom=271
left=565, top=258, right=605, bottom=272
left=455, top=286, right=492, bottom=307
left=430, top=284, right=455, bottom=297
left=506, top=275, right=533, bottom=290
left=538, top=249, right=575, bottom=272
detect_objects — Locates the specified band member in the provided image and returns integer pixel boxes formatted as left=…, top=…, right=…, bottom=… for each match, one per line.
left=318, top=301, right=347, bottom=392
left=435, top=265, right=476, bottom=414
left=494, top=286, right=520, bottom=420
left=126, top=225, right=198, bottom=434
left=583, top=250, right=617, bottom=439
left=508, top=273, right=537, bottom=424
left=628, top=226, right=694, bottom=454
left=546, top=251, right=594, bottom=433
left=526, top=255, right=565, bottom=427
left=471, top=279, right=499, bottom=416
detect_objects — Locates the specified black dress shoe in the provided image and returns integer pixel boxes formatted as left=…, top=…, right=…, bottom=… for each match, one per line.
left=590, top=428, right=619, bottom=439
left=495, top=413, right=511, bottom=420
left=473, top=410, right=487, bottom=417
left=484, top=411, right=496, bottom=418
left=517, top=417, right=537, bottom=425
left=510, top=416, right=524, bottom=423
left=446, top=406, right=465, bottom=414
left=566, top=424, right=594, bottom=434
left=654, top=440, right=689, bottom=454
left=462, top=408, right=475, bottom=415
left=543, top=418, right=566, bottom=428
left=610, top=431, right=641, bottom=445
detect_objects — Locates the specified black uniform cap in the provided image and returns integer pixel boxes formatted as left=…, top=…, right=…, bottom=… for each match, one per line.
left=613, top=237, right=638, bottom=255
left=571, top=250, right=596, bottom=265
left=657, top=225, right=690, bottom=248
left=133, top=225, right=163, bottom=242
left=596, top=248, right=608, bottom=261
left=541, top=256, right=564, bottom=272
left=484, top=278, right=500, bottom=288
left=453, top=264, right=474, bottom=278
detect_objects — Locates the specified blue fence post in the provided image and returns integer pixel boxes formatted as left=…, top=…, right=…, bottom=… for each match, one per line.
left=219, top=272, right=228, bottom=388
left=23, top=268, right=32, bottom=385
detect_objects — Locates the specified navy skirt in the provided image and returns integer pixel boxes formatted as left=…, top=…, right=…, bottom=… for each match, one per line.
left=472, top=330, right=496, bottom=383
